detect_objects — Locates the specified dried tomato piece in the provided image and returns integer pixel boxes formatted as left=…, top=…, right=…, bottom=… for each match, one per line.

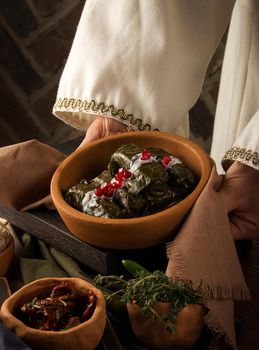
left=17, top=282, right=97, bottom=331
left=50, top=282, right=72, bottom=298
left=81, top=290, right=97, bottom=322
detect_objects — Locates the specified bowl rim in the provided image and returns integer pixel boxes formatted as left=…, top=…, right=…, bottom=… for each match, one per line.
left=51, top=131, right=212, bottom=224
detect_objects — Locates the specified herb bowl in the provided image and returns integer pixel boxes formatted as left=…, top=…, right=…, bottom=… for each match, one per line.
left=0, top=277, right=106, bottom=350
left=51, top=131, right=212, bottom=249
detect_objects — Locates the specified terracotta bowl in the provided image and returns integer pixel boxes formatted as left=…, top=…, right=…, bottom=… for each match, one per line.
left=51, top=131, right=212, bottom=249
left=0, top=277, right=106, bottom=350
left=0, top=235, right=15, bottom=277
left=128, top=302, right=207, bottom=349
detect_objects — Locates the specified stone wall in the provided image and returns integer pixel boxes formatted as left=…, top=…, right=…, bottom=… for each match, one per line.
left=0, top=0, right=84, bottom=147
left=189, top=36, right=227, bottom=153
left=0, top=1, right=226, bottom=151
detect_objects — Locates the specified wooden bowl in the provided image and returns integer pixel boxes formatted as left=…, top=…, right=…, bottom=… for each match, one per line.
left=51, top=131, right=212, bottom=249
left=127, top=302, right=207, bottom=349
left=0, top=277, right=106, bottom=350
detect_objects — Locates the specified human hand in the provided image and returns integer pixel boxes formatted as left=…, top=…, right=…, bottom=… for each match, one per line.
left=219, top=161, right=259, bottom=240
left=79, top=116, right=130, bottom=147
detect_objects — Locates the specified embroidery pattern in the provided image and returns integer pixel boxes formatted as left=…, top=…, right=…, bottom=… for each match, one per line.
left=223, top=146, right=259, bottom=167
left=54, top=97, right=159, bottom=131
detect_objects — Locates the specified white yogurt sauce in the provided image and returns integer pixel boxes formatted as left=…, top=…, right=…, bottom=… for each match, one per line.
left=81, top=152, right=182, bottom=213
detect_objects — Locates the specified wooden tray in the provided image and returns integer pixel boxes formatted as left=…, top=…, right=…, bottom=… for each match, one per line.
left=0, top=203, right=167, bottom=275
left=0, top=139, right=167, bottom=275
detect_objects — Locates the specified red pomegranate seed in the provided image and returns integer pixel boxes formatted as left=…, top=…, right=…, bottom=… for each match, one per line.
left=141, top=150, right=152, bottom=160
left=94, top=187, right=104, bottom=197
left=121, top=168, right=132, bottom=179
left=112, top=180, right=123, bottom=189
left=105, top=186, right=114, bottom=197
left=162, top=155, right=172, bottom=165
left=101, top=182, right=110, bottom=191
left=115, top=172, right=124, bottom=181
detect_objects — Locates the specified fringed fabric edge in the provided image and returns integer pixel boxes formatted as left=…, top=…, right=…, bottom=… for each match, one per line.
left=204, top=309, right=237, bottom=350
left=166, top=242, right=251, bottom=301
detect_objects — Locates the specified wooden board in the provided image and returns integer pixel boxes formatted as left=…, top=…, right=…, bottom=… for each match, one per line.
left=0, top=203, right=167, bottom=275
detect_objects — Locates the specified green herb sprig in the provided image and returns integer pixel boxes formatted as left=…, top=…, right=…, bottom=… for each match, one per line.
left=94, top=270, right=203, bottom=333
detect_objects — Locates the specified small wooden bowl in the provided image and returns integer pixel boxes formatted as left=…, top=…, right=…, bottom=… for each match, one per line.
left=51, top=131, right=212, bottom=249
left=127, top=301, right=207, bottom=349
left=0, top=277, right=106, bottom=350
left=0, top=235, right=15, bottom=277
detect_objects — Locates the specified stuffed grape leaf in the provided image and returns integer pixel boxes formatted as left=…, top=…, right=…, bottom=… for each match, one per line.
left=126, top=162, right=168, bottom=194
left=64, top=143, right=197, bottom=219
left=113, top=187, right=147, bottom=217
left=64, top=182, right=96, bottom=211
left=108, top=144, right=142, bottom=176
left=167, top=164, right=196, bottom=197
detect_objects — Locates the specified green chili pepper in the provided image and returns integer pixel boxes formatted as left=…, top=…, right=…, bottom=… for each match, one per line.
left=121, top=259, right=150, bottom=275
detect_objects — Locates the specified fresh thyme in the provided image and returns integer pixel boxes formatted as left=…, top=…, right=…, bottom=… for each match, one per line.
left=94, top=270, right=203, bottom=333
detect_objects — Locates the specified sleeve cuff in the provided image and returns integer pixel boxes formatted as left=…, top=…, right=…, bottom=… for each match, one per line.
left=222, top=146, right=259, bottom=171
left=53, top=97, right=159, bottom=132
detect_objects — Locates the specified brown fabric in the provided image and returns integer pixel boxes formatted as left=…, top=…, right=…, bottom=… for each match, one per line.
left=0, top=140, right=65, bottom=211
left=166, top=167, right=251, bottom=349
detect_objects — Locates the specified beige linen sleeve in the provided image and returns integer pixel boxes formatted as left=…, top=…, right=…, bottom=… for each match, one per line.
left=222, top=111, right=259, bottom=171
left=53, top=0, right=234, bottom=138
left=211, top=0, right=259, bottom=170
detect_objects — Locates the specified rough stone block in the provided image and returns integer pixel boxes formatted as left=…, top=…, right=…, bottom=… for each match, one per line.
left=0, top=0, right=38, bottom=38
left=0, top=27, right=44, bottom=95
left=0, top=82, right=42, bottom=146
left=189, top=99, right=214, bottom=141
left=32, top=83, right=83, bottom=145
left=32, top=0, right=67, bottom=18
left=28, top=3, right=84, bottom=75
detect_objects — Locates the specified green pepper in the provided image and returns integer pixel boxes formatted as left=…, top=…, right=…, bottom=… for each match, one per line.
left=121, top=259, right=150, bottom=275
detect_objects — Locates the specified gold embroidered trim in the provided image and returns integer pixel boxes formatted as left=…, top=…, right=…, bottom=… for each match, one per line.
left=223, top=146, right=259, bottom=167
left=54, top=97, right=159, bottom=131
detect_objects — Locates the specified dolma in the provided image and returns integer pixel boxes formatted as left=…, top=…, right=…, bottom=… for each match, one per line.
left=145, top=147, right=171, bottom=160
left=64, top=143, right=197, bottom=219
left=108, top=144, right=142, bottom=176
left=64, top=182, right=96, bottom=211
left=109, top=144, right=169, bottom=194
left=90, top=170, right=112, bottom=186
left=64, top=170, right=112, bottom=211
left=141, top=182, right=174, bottom=213
left=113, top=187, right=147, bottom=217
left=167, top=163, right=196, bottom=198
left=82, top=195, right=127, bottom=218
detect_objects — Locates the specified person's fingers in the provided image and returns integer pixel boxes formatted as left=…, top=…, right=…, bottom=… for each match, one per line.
left=218, top=181, right=238, bottom=214
left=81, top=126, right=102, bottom=144
left=79, top=116, right=129, bottom=147
left=103, top=117, right=129, bottom=134
left=229, top=214, right=259, bottom=240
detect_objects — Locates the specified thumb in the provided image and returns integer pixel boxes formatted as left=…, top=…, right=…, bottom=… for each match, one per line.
left=80, top=129, right=101, bottom=145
